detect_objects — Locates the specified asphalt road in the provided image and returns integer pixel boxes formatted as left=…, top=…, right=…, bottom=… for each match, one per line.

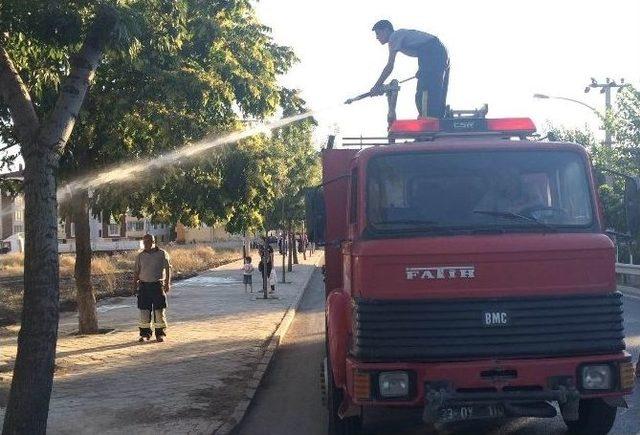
left=235, top=271, right=640, bottom=435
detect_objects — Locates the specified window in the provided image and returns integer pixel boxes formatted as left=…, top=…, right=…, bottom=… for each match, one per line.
left=13, top=225, right=23, bottom=233
left=127, top=221, right=144, bottom=231
left=108, top=224, right=120, bottom=236
left=366, top=150, right=594, bottom=237
left=14, top=210, right=23, bottom=222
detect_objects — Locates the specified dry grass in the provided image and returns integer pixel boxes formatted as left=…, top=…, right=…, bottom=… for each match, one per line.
left=110, top=251, right=138, bottom=271
left=0, top=244, right=239, bottom=277
left=170, top=246, right=220, bottom=272
left=59, top=255, right=76, bottom=277
left=0, top=253, right=24, bottom=276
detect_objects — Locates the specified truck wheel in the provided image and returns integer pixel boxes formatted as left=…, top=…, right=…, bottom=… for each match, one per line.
left=327, top=358, right=361, bottom=435
left=563, top=398, right=617, bottom=435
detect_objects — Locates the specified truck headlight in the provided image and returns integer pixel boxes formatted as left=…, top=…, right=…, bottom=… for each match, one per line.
left=582, top=365, right=613, bottom=390
left=378, top=371, right=409, bottom=398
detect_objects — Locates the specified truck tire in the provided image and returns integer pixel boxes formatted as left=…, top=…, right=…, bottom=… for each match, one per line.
left=327, top=356, right=361, bottom=435
left=563, top=398, right=617, bottom=435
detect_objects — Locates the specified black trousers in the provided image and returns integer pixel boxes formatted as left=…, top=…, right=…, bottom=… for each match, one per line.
left=137, top=281, right=167, bottom=337
left=137, top=281, right=167, bottom=310
left=416, top=41, right=450, bottom=118
left=258, top=261, right=272, bottom=277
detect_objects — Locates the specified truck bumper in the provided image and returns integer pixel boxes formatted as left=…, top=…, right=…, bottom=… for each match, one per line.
left=345, top=353, right=634, bottom=415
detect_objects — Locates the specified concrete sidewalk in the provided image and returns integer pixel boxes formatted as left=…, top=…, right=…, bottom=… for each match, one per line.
left=0, top=251, right=321, bottom=434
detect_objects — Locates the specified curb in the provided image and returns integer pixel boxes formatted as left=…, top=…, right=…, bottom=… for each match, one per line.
left=211, top=255, right=322, bottom=435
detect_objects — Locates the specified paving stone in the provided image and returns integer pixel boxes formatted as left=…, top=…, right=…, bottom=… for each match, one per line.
left=0, top=251, right=320, bottom=434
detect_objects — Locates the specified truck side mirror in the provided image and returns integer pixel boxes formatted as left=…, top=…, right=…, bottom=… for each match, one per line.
left=624, top=177, right=640, bottom=237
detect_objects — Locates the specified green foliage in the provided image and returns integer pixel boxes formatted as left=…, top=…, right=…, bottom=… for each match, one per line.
left=544, top=85, right=640, bottom=259
left=1, top=0, right=307, bottom=235
left=259, top=90, right=321, bottom=234
left=544, top=123, right=626, bottom=232
left=610, top=86, right=640, bottom=173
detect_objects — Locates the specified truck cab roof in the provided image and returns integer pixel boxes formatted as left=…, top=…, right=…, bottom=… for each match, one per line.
left=335, top=113, right=590, bottom=162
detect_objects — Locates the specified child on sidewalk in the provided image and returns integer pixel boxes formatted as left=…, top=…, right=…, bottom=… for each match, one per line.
left=268, top=267, right=277, bottom=294
left=242, top=256, right=254, bottom=293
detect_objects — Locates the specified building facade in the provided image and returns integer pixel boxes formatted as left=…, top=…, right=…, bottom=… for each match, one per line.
left=1, top=191, right=171, bottom=251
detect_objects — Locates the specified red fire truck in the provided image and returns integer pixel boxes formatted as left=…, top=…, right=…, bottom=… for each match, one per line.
left=314, top=109, right=636, bottom=435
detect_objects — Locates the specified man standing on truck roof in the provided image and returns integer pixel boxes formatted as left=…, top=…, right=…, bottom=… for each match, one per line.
left=371, top=19, right=450, bottom=118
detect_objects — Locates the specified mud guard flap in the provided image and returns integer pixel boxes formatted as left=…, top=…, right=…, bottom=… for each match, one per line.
left=326, top=290, right=350, bottom=388
left=561, top=398, right=580, bottom=421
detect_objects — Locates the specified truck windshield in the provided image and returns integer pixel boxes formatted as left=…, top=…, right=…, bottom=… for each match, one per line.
left=366, top=150, right=594, bottom=235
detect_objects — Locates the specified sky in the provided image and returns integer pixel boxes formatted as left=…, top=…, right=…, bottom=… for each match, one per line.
left=255, top=0, right=640, bottom=144
left=3, top=0, right=638, bottom=172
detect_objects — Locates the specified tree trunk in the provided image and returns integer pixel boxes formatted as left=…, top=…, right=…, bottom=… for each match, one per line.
left=73, top=189, right=98, bottom=334
left=2, top=149, right=60, bottom=435
left=0, top=9, right=116, bottom=433
left=281, top=232, right=286, bottom=283
left=101, top=211, right=109, bottom=238
left=302, top=221, right=307, bottom=261
left=120, top=213, right=126, bottom=237
left=242, top=231, right=247, bottom=259
left=292, top=226, right=299, bottom=265
left=287, top=226, right=293, bottom=272
left=261, top=235, right=268, bottom=299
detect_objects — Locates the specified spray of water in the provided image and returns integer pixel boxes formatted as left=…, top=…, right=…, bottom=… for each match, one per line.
left=57, top=110, right=316, bottom=200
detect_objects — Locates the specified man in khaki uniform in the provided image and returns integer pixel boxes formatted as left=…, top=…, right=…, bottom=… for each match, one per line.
left=133, top=234, right=172, bottom=342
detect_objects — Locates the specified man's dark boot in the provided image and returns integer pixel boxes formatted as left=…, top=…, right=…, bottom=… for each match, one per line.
left=155, top=328, right=166, bottom=342
left=139, top=327, right=152, bottom=342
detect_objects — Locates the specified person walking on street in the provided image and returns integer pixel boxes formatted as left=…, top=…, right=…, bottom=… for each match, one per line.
left=258, top=239, right=274, bottom=291
left=371, top=19, right=450, bottom=118
left=133, top=234, right=172, bottom=342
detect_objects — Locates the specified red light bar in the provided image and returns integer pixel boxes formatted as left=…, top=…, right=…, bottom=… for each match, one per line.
left=486, top=118, right=536, bottom=133
left=389, top=116, right=536, bottom=136
left=389, top=118, right=440, bottom=134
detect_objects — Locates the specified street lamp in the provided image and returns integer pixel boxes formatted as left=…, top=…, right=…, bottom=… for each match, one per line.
left=533, top=92, right=612, bottom=146
left=533, top=93, right=599, bottom=114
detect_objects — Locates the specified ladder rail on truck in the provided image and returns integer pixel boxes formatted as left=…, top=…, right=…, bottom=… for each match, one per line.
left=310, top=105, right=637, bottom=435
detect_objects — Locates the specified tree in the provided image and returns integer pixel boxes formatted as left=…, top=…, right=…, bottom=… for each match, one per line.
left=263, top=90, right=321, bottom=270
left=0, top=1, right=118, bottom=432
left=545, top=124, right=627, bottom=232
left=610, top=85, right=640, bottom=173
left=544, top=84, right=640, bottom=259
left=54, top=0, right=295, bottom=333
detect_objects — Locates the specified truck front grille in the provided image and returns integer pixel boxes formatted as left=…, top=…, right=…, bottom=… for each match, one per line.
left=352, top=292, right=625, bottom=361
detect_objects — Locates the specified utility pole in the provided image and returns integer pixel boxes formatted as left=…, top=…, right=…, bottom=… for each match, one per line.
left=281, top=197, right=286, bottom=284
left=584, top=77, right=626, bottom=147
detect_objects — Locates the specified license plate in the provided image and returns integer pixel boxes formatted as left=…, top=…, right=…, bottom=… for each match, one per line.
left=438, top=404, right=504, bottom=422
